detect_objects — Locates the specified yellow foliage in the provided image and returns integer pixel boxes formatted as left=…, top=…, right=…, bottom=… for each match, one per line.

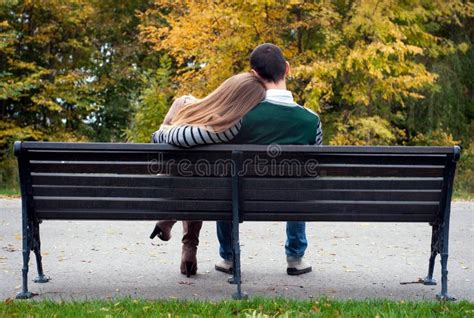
left=330, top=116, right=406, bottom=146
left=411, top=130, right=459, bottom=146
left=140, top=0, right=468, bottom=116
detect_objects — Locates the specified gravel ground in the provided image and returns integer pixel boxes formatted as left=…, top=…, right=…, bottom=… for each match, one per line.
left=0, top=199, right=472, bottom=301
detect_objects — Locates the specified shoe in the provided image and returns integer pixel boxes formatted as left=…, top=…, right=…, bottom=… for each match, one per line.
left=286, top=256, right=312, bottom=275
left=181, top=261, right=197, bottom=277
left=180, top=246, right=198, bottom=277
left=149, top=220, right=175, bottom=241
left=215, top=259, right=233, bottom=274
left=180, top=221, right=202, bottom=277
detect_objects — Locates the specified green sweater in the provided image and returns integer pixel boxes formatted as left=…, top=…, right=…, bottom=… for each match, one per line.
left=233, top=101, right=322, bottom=145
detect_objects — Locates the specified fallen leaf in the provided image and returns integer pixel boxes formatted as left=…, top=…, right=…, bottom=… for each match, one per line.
left=2, top=245, right=17, bottom=252
left=4, top=298, right=13, bottom=305
left=178, top=281, right=194, bottom=285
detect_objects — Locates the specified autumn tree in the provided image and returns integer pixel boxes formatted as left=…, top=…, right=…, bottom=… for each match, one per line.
left=85, top=0, right=160, bottom=142
left=0, top=0, right=99, bottom=187
left=139, top=0, right=473, bottom=145
left=0, top=0, right=161, bottom=187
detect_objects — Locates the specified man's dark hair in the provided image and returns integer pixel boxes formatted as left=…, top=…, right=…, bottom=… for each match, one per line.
left=250, top=43, right=286, bottom=83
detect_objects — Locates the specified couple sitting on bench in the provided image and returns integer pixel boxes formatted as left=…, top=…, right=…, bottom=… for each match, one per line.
left=150, top=43, right=323, bottom=277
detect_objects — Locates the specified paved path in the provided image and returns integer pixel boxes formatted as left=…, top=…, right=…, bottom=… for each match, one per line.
left=0, top=199, right=472, bottom=301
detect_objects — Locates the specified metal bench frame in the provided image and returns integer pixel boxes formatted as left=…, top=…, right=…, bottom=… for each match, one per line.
left=13, top=141, right=460, bottom=300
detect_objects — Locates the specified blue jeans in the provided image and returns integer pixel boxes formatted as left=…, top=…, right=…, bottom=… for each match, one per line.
left=217, top=221, right=308, bottom=261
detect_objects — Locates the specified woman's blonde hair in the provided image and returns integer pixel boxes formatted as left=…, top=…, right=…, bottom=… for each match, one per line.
left=171, top=73, right=266, bottom=132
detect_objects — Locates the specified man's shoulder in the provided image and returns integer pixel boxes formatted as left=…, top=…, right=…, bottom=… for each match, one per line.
left=293, top=104, right=320, bottom=121
left=261, top=100, right=320, bottom=122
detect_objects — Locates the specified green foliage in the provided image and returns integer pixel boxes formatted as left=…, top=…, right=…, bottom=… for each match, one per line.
left=454, top=143, right=474, bottom=199
left=0, top=186, right=19, bottom=196
left=405, top=41, right=474, bottom=145
left=84, top=0, right=158, bottom=142
left=125, top=57, right=174, bottom=143
left=0, top=144, right=17, bottom=192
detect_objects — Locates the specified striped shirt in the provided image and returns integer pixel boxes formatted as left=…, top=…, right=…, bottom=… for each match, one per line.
left=151, top=121, right=242, bottom=148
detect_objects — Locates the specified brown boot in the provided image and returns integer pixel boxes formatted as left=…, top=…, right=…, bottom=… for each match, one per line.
left=149, top=220, right=176, bottom=241
left=180, top=221, right=203, bottom=277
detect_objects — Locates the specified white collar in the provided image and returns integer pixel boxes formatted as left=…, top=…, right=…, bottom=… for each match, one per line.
left=264, top=89, right=298, bottom=106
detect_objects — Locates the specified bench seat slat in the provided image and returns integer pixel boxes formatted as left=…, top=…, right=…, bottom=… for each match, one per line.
left=27, top=150, right=448, bottom=166
left=32, top=185, right=441, bottom=202
left=244, top=190, right=441, bottom=202
left=243, top=213, right=435, bottom=222
left=33, top=197, right=438, bottom=215
left=243, top=201, right=439, bottom=214
left=27, top=150, right=231, bottom=162
left=244, top=177, right=443, bottom=190
left=31, top=174, right=443, bottom=190
left=32, top=186, right=232, bottom=200
left=32, top=174, right=231, bottom=188
left=34, top=197, right=232, bottom=211
left=29, top=161, right=445, bottom=177
left=34, top=210, right=435, bottom=222
left=35, top=210, right=231, bottom=221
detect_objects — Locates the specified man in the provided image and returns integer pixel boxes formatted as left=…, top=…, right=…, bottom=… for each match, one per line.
left=214, top=43, right=323, bottom=275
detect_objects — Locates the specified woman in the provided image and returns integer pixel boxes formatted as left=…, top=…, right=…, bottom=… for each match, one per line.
left=150, top=73, right=266, bottom=277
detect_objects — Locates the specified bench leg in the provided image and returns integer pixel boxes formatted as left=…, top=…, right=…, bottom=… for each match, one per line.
left=229, top=150, right=247, bottom=300
left=16, top=219, right=33, bottom=299
left=422, top=224, right=440, bottom=285
left=32, top=221, right=49, bottom=283
left=229, top=219, right=247, bottom=299
left=436, top=223, right=455, bottom=301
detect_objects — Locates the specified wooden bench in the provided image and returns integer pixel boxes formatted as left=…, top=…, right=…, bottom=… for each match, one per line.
left=13, top=141, right=460, bottom=300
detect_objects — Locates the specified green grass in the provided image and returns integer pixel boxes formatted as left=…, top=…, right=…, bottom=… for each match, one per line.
left=0, top=187, right=20, bottom=197
left=453, top=191, right=474, bottom=201
left=1, top=298, right=473, bottom=318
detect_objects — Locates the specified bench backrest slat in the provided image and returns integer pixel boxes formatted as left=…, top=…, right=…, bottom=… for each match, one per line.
left=32, top=185, right=440, bottom=201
